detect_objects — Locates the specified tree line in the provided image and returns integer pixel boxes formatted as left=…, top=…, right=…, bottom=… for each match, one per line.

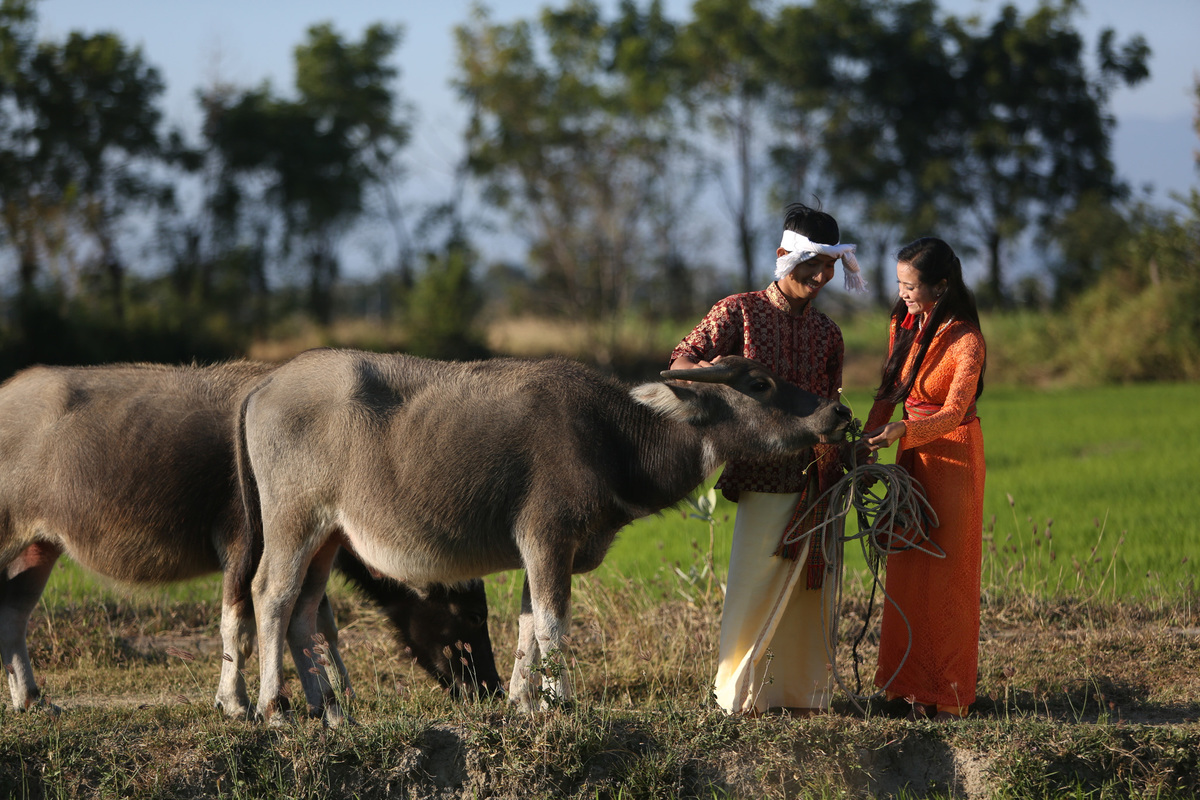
left=1, top=0, right=1196, bottom=375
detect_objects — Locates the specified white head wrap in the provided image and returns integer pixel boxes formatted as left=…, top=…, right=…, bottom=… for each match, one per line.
left=775, top=230, right=868, bottom=292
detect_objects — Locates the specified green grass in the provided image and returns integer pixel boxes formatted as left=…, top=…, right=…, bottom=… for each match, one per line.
left=974, top=381, right=1199, bottom=598
left=40, top=565, right=223, bottom=611
left=600, top=381, right=1200, bottom=600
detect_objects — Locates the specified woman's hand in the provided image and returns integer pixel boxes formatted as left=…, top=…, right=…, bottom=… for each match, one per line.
left=866, top=421, right=906, bottom=451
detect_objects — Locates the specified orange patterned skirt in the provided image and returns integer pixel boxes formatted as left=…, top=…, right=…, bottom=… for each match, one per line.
left=874, top=418, right=985, bottom=713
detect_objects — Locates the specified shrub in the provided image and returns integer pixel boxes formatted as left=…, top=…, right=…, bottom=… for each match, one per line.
left=1056, top=190, right=1200, bottom=384
left=404, top=246, right=490, bottom=361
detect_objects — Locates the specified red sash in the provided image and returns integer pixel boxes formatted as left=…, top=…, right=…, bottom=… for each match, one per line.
left=774, top=469, right=829, bottom=589
left=903, top=399, right=977, bottom=427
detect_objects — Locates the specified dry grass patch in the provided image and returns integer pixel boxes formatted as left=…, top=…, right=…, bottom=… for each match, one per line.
left=4, top=575, right=1199, bottom=799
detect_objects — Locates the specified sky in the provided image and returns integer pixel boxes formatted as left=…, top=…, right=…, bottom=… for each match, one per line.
left=32, top=0, right=1200, bottom=282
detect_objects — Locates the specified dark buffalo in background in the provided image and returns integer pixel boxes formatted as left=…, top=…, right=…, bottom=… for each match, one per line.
left=334, top=549, right=502, bottom=697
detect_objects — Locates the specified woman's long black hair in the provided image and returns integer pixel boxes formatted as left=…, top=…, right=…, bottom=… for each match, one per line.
left=874, top=237, right=986, bottom=405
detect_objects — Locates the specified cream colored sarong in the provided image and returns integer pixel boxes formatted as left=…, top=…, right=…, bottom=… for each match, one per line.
left=713, top=490, right=838, bottom=714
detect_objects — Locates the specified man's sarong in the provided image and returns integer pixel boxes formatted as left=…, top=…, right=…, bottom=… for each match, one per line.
left=713, top=491, right=838, bottom=714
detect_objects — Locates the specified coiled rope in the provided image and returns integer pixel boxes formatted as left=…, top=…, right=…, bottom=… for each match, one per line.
left=777, top=458, right=943, bottom=715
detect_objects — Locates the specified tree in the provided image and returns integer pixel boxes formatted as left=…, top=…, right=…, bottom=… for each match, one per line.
left=674, top=0, right=776, bottom=293
left=200, top=22, right=409, bottom=325
left=405, top=239, right=488, bottom=361
left=1039, top=188, right=1131, bottom=303
left=790, top=0, right=1149, bottom=305
left=0, top=0, right=44, bottom=310
left=763, top=0, right=839, bottom=204
left=27, top=30, right=165, bottom=319
left=949, top=0, right=1149, bottom=303
left=1194, top=77, right=1200, bottom=175
left=0, top=0, right=165, bottom=324
left=454, top=0, right=685, bottom=319
left=295, top=22, right=415, bottom=295
left=1037, top=88, right=1199, bottom=380
left=782, top=0, right=960, bottom=304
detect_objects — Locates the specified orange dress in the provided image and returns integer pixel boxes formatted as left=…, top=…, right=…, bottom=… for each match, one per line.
left=866, top=318, right=986, bottom=714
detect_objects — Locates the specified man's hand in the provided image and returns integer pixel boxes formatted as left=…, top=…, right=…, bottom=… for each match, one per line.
left=667, top=355, right=722, bottom=382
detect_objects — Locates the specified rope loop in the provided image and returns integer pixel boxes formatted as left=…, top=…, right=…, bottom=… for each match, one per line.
left=794, top=460, right=943, bottom=715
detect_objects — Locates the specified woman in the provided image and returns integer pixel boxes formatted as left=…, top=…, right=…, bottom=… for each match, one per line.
left=670, top=201, right=865, bottom=716
left=864, top=237, right=986, bottom=721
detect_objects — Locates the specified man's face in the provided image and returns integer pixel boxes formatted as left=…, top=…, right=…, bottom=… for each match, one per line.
left=782, top=253, right=837, bottom=302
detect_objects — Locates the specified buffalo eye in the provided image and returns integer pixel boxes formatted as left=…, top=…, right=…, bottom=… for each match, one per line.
left=467, top=613, right=487, bottom=628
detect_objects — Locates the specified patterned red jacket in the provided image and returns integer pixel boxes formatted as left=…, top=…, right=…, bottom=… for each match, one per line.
left=670, top=281, right=844, bottom=500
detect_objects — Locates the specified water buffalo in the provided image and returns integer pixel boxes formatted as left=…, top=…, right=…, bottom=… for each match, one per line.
left=0, top=361, right=500, bottom=717
left=237, top=351, right=852, bottom=721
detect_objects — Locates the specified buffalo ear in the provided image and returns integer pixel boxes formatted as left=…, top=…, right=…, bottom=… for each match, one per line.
left=630, top=382, right=703, bottom=423
left=663, top=382, right=699, bottom=403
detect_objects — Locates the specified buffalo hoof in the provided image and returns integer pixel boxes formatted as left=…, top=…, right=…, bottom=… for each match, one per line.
left=509, top=690, right=539, bottom=713
left=20, top=696, right=62, bottom=717
left=322, top=706, right=355, bottom=729
left=258, top=696, right=294, bottom=727
left=213, top=698, right=251, bottom=721
left=509, top=687, right=569, bottom=713
left=310, top=696, right=355, bottom=728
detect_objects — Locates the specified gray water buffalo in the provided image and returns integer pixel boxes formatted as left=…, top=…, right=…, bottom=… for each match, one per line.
left=0, top=361, right=500, bottom=717
left=236, top=351, right=852, bottom=721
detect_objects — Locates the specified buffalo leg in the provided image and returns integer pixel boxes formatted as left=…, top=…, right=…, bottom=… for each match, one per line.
left=315, top=594, right=350, bottom=697
left=509, top=576, right=541, bottom=710
left=252, top=525, right=323, bottom=725
left=511, top=550, right=574, bottom=711
left=214, top=579, right=256, bottom=719
left=1, top=543, right=61, bottom=713
left=286, top=543, right=348, bottom=726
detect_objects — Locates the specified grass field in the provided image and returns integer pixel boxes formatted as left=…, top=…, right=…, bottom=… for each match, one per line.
left=16, top=379, right=1200, bottom=799
left=596, top=381, right=1200, bottom=601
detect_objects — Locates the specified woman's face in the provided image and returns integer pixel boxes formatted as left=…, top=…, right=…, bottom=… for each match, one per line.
left=896, top=261, right=944, bottom=317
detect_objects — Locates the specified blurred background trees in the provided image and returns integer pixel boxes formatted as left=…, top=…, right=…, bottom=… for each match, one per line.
left=1, top=0, right=167, bottom=363
left=0, top=0, right=1196, bottom=383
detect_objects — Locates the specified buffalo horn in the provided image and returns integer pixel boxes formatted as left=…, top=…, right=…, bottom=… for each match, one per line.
left=660, top=362, right=743, bottom=383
